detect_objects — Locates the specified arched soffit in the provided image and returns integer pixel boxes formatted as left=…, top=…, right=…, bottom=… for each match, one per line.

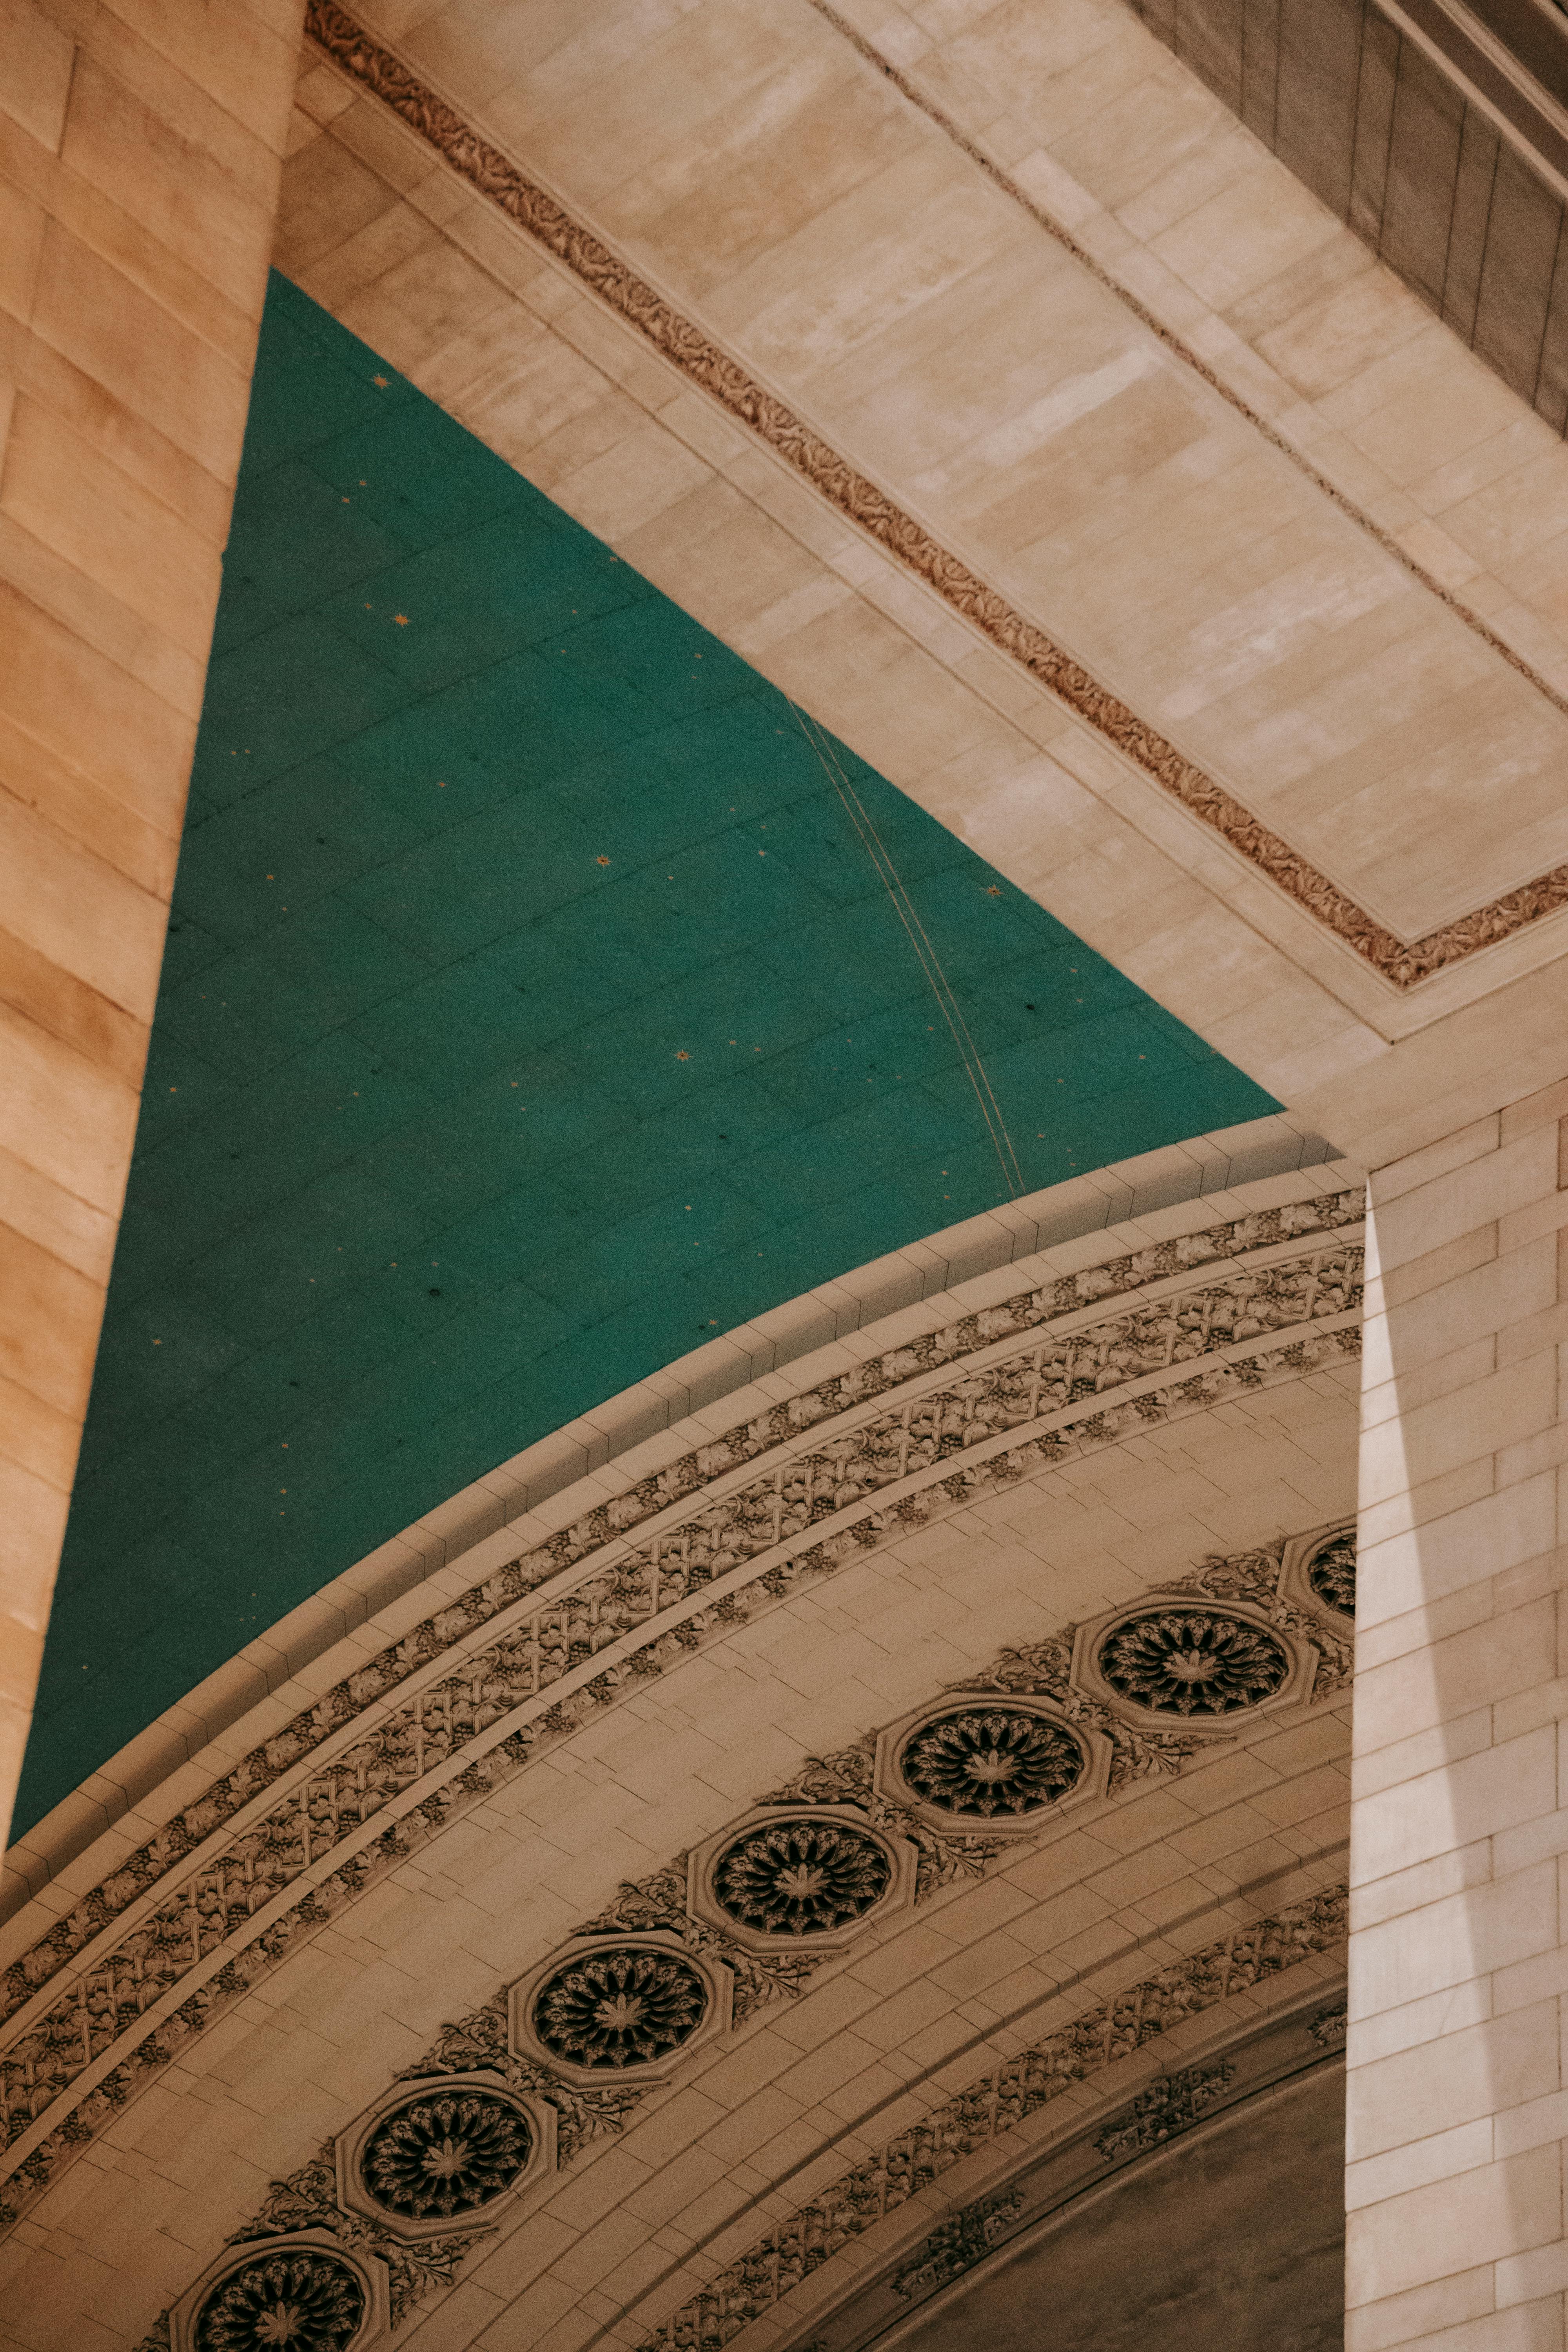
left=862, top=2052, right=1347, bottom=2352
left=16, top=271, right=1279, bottom=1842
left=0, top=1165, right=1362, bottom=2345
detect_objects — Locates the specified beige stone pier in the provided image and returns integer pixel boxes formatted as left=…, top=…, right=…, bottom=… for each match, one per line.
left=1351, top=1090, right=1568, bottom=2352
left=0, top=0, right=301, bottom=1853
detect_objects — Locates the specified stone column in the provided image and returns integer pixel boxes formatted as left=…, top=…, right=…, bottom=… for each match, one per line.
left=0, top=0, right=302, bottom=1851
left=1349, top=1079, right=1568, bottom=2352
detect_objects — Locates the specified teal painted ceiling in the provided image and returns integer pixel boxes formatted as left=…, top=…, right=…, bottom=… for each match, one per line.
left=16, top=274, right=1275, bottom=1838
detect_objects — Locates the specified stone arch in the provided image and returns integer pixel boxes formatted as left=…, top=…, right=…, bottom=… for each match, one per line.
left=0, top=1152, right=1361, bottom=2347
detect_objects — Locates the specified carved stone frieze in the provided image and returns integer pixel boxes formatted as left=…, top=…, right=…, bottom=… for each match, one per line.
left=1309, top=2003, right=1349, bottom=2050
left=131, top=1528, right=1353, bottom=2350
left=892, top=2189, right=1024, bottom=2299
left=1094, top=2062, right=1235, bottom=2159
left=301, top=2, right=1568, bottom=990
left=639, top=1888, right=1348, bottom=2349
left=0, top=1212, right=1361, bottom=2227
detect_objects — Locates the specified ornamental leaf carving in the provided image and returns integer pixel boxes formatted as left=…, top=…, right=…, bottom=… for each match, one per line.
left=899, top=1708, right=1085, bottom=1816
left=194, top=2247, right=364, bottom=2352
left=640, top=1888, right=1348, bottom=2348
left=1309, top=2002, right=1349, bottom=2049
left=1306, top=1532, right=1357, bottom=1617
left=712, top=1821, right=891, bottom=1936
left=531, top=1948, right=710, bottom=2071
left=2, top=1219, right=1360, bottom=2228
left=1094, top=2062, right=1235, bottom=2159
left=892, top=2189, right=1023, bottom=2299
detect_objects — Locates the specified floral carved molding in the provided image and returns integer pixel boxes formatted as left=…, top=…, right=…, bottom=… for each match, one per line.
left=0, top=1193, right=1361, bottom=2232
left=302, top=0, right=1568, bottom=990
left=134, top=1543, right=1350, bottom=2352
left=639, top=1888, right=1347, bottom=2351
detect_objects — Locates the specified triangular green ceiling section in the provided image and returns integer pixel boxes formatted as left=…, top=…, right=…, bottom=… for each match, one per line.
left=15, top=273, right=1276, bottom=1837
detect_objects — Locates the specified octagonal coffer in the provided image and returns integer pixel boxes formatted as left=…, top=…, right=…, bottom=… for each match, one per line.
left=875, top=1694, right=1112, bottom=1831
left=1073, top=1594, right=1316, bottom=1729
left=336, top=2071, right=556, bottom=2240
left=171, top=2229, right=388, bottom=2352
left=509, top=1933, right=732, bottom=2086
left=1280, top=1518, right=1357, bottom=1626
left=688, top=1808, right=915, bottom=1952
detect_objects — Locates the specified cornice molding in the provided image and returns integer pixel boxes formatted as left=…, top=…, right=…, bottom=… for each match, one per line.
left=303, top=0, right=1568, bottom=990
left=0, top=1194, right=1361, bottom=2232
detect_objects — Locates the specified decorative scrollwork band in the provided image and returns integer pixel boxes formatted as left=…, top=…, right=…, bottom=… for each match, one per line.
left=1094, top=2061, right=1236, bottom=2160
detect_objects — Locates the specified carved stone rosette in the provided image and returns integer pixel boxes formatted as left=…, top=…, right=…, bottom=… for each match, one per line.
left=1279, top=1521, right=1357, bottom=1624
left=1072, top=1595, right=1316, bottom=1730
left=336, top=2071, right=554, bottom=2241
left=137, top=1504, right=1354, bottom=2352
left=876, top=1693, right=1111, bottom=1832
left=508, top=1935, right=732, bottom=2087
left=170, top=2230, right=387, bottom=2352
left=688, top=1809, right=915, bottom=1953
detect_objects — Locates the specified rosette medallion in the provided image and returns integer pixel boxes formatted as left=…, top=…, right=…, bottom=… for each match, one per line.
left=898, top=1706, right=1085, bottom=1817
left=195, top=2247, right=365, bottom=2352
left=1095, top=1607, right=1290, bottom=1718
left=1305, top=1531, right=1356, bottom=1617
left=711, top=1818, right=892, bottom=1936
left=361, top=2085, right=532, bottom=2223
left=531, top=1945, right=710, bottom=2070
